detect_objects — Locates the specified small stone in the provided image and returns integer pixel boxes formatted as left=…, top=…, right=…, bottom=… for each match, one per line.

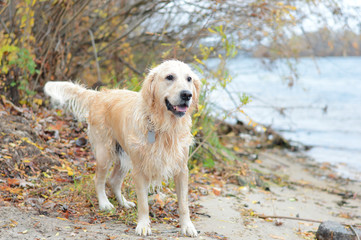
left=75, top=137, right=87, bottom=147
left=236, top=176, right=247, bottom=186
left=248, top=154, right=258, bottom=161
left=316, top=221, right=361, bottom=240
left=198, top=186, right=208, bottom=195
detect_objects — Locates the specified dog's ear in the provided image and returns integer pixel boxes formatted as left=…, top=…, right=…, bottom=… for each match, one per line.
left=191, top=77, right=201, bottom=112
left=141, top=70, right=156, bottom=107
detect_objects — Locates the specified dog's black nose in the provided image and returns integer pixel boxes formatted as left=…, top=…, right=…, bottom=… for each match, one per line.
left=180, top=90, right=192, bottom=101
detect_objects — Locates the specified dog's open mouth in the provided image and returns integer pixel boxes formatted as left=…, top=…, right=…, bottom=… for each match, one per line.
left=165, top=98, right=189, bottom=117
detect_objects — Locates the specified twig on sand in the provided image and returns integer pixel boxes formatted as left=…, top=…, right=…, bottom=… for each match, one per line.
left=258, top=215, right=322, bottom=223
left=258, top=215, right=361, bottom=231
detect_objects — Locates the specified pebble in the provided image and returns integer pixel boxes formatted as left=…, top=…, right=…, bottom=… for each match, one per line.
left=316, top=221, right=361, bottom=240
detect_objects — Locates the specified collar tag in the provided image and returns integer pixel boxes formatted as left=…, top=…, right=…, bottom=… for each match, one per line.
left=147, top=130, right=156, bottom=144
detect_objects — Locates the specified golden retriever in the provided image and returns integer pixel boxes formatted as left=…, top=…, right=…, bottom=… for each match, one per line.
left=44, top=60, right=200, bottom=237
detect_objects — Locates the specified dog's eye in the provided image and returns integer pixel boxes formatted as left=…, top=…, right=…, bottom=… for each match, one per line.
left=187, top=76, right=192, bottom=82
left=166, top=75, right=174, bottom=81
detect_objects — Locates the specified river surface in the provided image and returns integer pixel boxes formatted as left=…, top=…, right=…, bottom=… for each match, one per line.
left=208, top=56, right=361, bottom=180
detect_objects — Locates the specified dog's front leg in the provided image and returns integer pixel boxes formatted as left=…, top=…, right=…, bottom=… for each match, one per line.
left=133, top=172, right=151, bottom=236
left=175, top=169, right=198, bottom=237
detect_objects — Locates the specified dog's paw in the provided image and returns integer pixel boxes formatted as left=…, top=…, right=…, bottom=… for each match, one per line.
left=181, top=221, right=198, bottom=237
left=135, top=219, right=151, bottom=236
left=99, top=200, right=115, bottom=211
left=119, top=196, right=136, bottom=209
left=122, top=200, right=135, bottom=209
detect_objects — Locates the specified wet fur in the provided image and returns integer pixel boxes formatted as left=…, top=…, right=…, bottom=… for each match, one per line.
left=44, top=60, right=201, bottom=237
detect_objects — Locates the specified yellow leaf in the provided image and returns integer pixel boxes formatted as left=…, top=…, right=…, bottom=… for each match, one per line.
left=208, top=28, right=216, bottom=34
left=11, top=220, right=18, bottom=226
left=2, top=65, right=9, bottom=74
left=285, top=5, right=297, bottom=10
left=21, top=137, right=44, bottom=150
left=66, top=166, right=74, bottom=176
left=194, top=57, right=205, bottom=66
left=42, top=172, right=51, bottom=178
left=33, top=98, right=43, bottom=106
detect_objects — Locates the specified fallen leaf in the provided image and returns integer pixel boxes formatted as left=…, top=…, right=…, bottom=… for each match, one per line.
left=275, top=219, right=283, bottom=226
left=212, top=187, right=221, bottom=196
left=269, top=234, right=285, bottom=240
left=19, top=179, right=34, bottom=188
left=7, top=178, right=20, bottom=186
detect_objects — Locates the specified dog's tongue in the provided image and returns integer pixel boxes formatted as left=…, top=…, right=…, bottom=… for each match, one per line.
left=175, top=105, right=188, bottom=112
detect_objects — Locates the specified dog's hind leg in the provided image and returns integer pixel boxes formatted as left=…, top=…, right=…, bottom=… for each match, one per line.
left=108, top=151, right=135, bottom=209
left=94, top=143, right=115, bottom=211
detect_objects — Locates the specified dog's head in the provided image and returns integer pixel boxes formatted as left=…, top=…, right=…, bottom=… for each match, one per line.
left=141, top=60, right=201, bottom=117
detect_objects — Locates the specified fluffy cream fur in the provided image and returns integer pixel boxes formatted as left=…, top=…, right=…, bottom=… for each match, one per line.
left=44, top=60, right=201, bottom=237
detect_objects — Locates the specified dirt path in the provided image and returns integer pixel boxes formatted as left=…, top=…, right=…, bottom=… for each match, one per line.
left=1, top=149, right=360, bottom=240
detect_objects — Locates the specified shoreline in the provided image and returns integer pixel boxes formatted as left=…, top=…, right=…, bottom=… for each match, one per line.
left=214, top=56, right=361, bottom=182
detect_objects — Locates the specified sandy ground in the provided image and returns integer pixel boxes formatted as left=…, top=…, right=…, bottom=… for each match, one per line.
left=1, top=149, right=360, bottom=240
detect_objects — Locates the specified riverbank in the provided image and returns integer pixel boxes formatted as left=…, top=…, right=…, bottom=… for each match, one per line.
left=0, top=101, right=360, bottom=239
left=1, top=148, right=360, bottom=239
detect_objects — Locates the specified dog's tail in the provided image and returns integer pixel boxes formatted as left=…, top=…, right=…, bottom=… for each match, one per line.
left=44, top=81, right=98, bottom=121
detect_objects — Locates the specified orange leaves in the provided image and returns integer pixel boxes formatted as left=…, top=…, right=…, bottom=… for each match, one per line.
left=269, top=234, right=286, bottom=240
left=212, top=187, right=222, bottom=196
left=48, top=120, right=66, bottom=131
left=155, top=194, right=165, bottom=208
left=337, top=212, right=353, bottom=219
left=7, top=178, right=20, bottom=186
left=0, top=219, right=18, bottom=228
left=0, top=185, right=22, bottom=195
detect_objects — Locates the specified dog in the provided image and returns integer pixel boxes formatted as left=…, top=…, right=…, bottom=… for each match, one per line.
left=44, top=60, right=200, bottom=237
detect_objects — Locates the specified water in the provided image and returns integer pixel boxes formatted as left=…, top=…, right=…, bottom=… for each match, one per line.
left=209, top=56, right=361, bottom=180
